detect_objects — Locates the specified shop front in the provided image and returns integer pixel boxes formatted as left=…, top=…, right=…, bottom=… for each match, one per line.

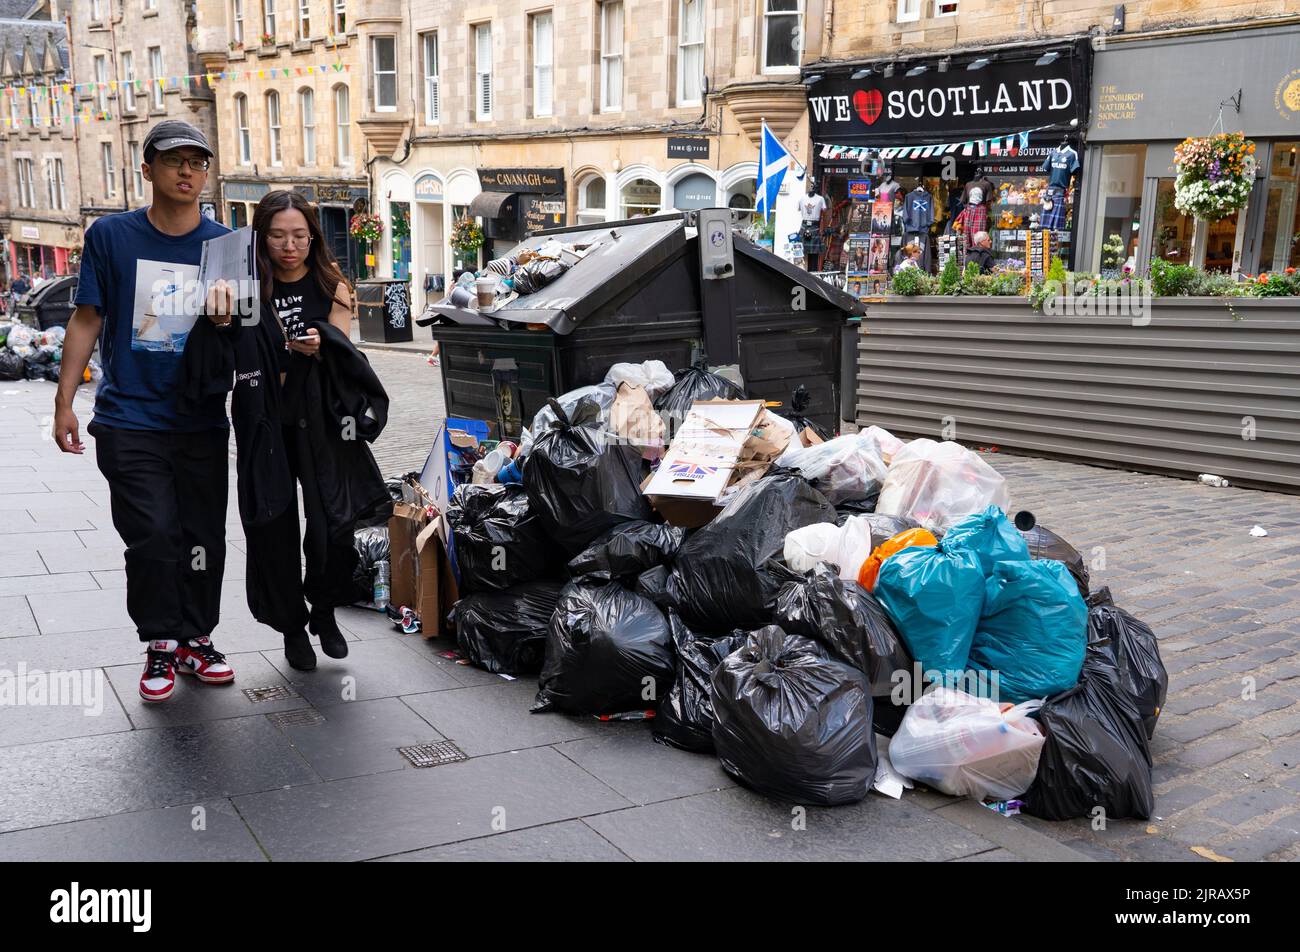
left=469, top=168, right=567, bottom=264
left=803, top=39, right=1090, bottom=284
left=5, top=219, right=81, bottom=279
left=1080, top=22, right=1300, bottom=276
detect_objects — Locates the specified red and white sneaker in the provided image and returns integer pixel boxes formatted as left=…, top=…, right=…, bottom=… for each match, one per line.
left=140, top=640, right=178, bottom=703
left=174, top=636, right=236, bottom=685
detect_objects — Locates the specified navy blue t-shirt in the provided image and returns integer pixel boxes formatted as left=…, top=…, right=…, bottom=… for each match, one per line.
left=76, top=207, right=231, bottom=431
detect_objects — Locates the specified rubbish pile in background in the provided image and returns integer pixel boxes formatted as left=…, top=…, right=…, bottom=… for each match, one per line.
left=365, top=359, right=1167, bottom=819
left=0, top=324, right=98, bottom=383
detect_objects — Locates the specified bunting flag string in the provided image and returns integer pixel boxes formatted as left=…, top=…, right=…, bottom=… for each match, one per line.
left=816, top=122, right=1068, bottom=164
left=0, top=58, right=352, bottom=128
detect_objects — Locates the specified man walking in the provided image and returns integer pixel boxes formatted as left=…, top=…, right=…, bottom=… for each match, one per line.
left=53, top=119, right=236, bottom=702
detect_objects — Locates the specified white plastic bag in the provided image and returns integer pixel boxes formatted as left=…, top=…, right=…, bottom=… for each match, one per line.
left=860, top=425, right=905, bottom=464
left=875, top=438, right=1010, bottom=532
left=782, top=515, right=874, bottom=582
left=604, top=360, right=675, bottom=400
left=836, top=514, right=874, bottom=583
left=777, top=431, right=889, bottom=504
left=783, top=523, right=845, bottom=574
left=888, top=687, right=1045, bottom=801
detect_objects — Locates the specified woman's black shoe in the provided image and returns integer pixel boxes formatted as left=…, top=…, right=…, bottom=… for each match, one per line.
left=283, top=630, right=317, bottom=671
left=309, top=606, right=349, bottom=659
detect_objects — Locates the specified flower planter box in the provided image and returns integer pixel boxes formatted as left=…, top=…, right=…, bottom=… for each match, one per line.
left=856, top=296, right=1300, bottom=492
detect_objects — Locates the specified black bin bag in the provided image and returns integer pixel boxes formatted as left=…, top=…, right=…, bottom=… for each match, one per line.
left=653, top=613, right=748, bottom=753
left=349, top=527, right=390, bottom=604
left=775, top=384, right=832, bottom=442
left=1020, top=524, right=1090, bottom=598
left=711, top=625, right=878, bottom=806
left=1022, top=643, right=1154, bottom=821
left=654, top=363, right=746, bottom=438
left=773, top=562, right=913, bottom=736
left=450, top=580, right=564, bottom=675
left=1087, top=602, right=1167, bottom=739
left=633, top=564, right=675, bottom=610
left=668, top=472, right=835, bottom=632
left=533, top=579, right=675, bottom=715
left=523, top=397, right=654, bottom=555
left=447, top=484, right=561, bottom=593
left=567, top=520, right=685, bottom=581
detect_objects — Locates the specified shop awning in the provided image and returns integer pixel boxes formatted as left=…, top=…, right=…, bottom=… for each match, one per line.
left=468, top=190, right=515, bottom=219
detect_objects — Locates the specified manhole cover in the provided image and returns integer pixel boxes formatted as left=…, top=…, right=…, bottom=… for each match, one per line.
left=242, top=684, right=302, bottom=703
left=398, top=741, right=467, bottom=768
left=266, top=708, right=325, bottom=728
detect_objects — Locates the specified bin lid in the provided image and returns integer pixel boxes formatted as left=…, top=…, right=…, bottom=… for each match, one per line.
left=419, top=212, right=864, bottom=333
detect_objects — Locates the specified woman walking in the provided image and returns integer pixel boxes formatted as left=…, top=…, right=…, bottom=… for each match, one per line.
left=242, top=190, right=391, bottom=670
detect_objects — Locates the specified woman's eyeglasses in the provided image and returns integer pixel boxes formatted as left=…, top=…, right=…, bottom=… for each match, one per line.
left=156, top=154, right=211, bottom=171
left=267, top=235, right=312, bottom=250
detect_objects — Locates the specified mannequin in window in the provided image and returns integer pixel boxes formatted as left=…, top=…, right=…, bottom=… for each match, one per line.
left=1040, top=138, right=1079, bottom=233
left=797, top=178, right=827, bottom=270
left=954, top=186, right=990, bottom=252
left=876, top=168, right=901, bottom=201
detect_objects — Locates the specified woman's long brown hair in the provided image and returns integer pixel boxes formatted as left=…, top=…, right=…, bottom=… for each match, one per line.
left=251, top=189, right=348, bottom=311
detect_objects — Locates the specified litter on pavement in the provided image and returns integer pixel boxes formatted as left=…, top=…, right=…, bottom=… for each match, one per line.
left=359, top=359, right=1167, bottom=818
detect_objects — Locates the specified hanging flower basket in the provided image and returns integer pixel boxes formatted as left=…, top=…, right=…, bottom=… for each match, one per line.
left=450, top=216, right=484, bottom=254
left=349, top=212, right=383, bottom=244
left=1173, top=132, right=1256, bottom=222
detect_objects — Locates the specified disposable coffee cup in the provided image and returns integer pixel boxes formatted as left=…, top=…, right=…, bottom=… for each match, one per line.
left=476, top=277, right=496, bottom=308
left=449, top=285, right=474, bottom=308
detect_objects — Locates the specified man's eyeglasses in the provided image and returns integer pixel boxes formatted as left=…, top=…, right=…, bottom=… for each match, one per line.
left=267, top=235, right=312, bottom=250
left=156, top=154, right=211, bottom=171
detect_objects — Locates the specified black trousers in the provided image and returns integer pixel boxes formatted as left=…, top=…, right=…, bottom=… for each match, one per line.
left=89, top=422, right=229, bottom=643
left=243, top=424, right=357, bottom=634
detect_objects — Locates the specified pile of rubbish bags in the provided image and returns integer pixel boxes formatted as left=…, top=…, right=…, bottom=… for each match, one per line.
left=0, top=324, right=95, bottom=383
left=432, top=362, right=1167, bottom=817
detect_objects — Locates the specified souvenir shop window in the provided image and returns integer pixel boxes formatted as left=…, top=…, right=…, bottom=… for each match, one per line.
left=1259, top=141, right=1300, bottom=273
left=1149, top=178, right=1194, bottom=266
left=1090, top=144, right=1145, bottom=272
left=621, top=178, right=662, bottom=218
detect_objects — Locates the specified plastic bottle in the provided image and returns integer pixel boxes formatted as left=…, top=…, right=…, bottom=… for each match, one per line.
left=1198, top=474, right=1230, bottom=487
left=373, top=560, right=391, bottom=611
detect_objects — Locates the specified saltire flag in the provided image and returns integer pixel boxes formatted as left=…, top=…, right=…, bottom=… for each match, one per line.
left=756, top=119, right=790, bottom=219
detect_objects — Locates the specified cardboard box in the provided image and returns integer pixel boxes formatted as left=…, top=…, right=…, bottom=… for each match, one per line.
left=644, top=400, right=795, bottom=527
left=388, top=493, right=459, bottom=638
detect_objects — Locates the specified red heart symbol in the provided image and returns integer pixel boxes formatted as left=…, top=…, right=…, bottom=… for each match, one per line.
left=854, top=89, right=883, bottom=126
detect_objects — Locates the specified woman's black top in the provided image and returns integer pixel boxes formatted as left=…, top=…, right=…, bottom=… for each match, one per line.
left=269, top=273, right=337, bottom=374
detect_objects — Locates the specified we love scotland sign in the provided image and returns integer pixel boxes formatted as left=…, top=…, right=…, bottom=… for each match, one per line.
left=806, top=42, right=1089, bottom=145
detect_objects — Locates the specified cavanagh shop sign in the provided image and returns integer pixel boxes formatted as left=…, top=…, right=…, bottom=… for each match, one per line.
left=477, top=168, right=565, bottom=194
left=807, top=43, right=1088, bottom=143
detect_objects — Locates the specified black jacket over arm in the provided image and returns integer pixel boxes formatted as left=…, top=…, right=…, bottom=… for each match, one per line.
left=179, top=308, right=295, bottom=527
left=281, top=320, right=393, bottom=546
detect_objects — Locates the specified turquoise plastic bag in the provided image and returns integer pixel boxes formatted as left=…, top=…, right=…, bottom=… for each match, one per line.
left=941, top=505, right=1030, bottom=575
left=967, top=560, right=1087, bottom=703
left=875, top=543, right=985, bottom=681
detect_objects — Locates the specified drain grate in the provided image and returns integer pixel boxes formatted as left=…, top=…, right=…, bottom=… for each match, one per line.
left=242, top=684, right=302, bottom=703
left=266, top=708, right=325, bottom=729
left=398, top=741, right=468, bottom=768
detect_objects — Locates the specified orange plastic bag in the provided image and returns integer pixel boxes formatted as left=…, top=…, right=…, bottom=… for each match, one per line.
left=858, top=528, right=938, bottom=591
